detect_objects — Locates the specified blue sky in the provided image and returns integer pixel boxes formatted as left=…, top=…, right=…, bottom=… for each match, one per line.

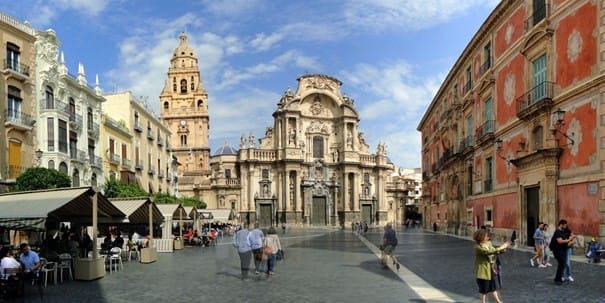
left=3, top=0, right=499, bottom=168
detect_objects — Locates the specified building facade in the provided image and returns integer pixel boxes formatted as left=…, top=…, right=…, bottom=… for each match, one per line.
left=100, top=113, right=134, bottom=185
left=35, top=29, right=104, bottom=188
left=104, top=91, right=177, bottom=195
left=0, top=12, right=36, bottom=189
left=418, top=0, right=604, bottom=246
left=159, top=33, right=211, bottom=199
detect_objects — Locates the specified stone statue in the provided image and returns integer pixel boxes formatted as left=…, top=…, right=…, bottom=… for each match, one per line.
left=249, top=132, right=255, bottom=148
left=240, top=135, right=246, bottom=149
left=333, top=149, right=339, bottom=162
left=346, top=131, right=353, bottom=150
left=288, top=128, right=296, bottom=147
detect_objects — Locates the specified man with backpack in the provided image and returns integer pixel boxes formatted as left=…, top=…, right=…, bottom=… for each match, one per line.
left=549, top=219, right=576, bottom=285
left=380, top=223, right=400, bottom=270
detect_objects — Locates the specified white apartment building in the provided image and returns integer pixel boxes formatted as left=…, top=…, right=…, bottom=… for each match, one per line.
left=34, top=29, right=104, bottom=188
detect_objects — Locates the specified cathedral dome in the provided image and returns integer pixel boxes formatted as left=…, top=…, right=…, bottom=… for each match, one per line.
left=213, top=142, right=238, bottom=156
left=172, top=32, right=196, bottom=59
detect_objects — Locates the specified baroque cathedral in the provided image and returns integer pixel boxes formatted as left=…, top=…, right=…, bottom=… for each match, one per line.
left=160, top=33, right=412, bottom=227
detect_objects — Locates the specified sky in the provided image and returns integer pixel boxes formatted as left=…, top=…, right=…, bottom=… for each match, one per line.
left=3, top=0, right=499, bottom=169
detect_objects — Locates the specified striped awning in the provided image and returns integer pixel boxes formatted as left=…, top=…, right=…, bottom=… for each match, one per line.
left=0, top=187, right=125, bottom=231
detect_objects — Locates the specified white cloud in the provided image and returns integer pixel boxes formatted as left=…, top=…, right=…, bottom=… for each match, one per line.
left=343, top=0, right=497, bottom=31
left=250, top=32, right=284, bottom=52
left=26, top=0, right=108, bottom=28
left=340, top=61, right=445, bottom=167
left=201, top=0, right=264, bottom=16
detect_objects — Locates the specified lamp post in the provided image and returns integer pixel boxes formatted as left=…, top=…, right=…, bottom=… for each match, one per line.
left=35, top=149, right=43, bottom=167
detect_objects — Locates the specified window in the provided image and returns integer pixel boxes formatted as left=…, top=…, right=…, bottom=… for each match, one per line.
left=48, top=160, right=55, bottom=170
left=180, top=79, right=187, bottom=93
left=312, top=136, right=324, bottom=158
left=88, top=139, right=96, bottom=164
left=58, top=120, right=67, bottom=153
left=180, top=135, right=187, bottom=146
left=532, top=54, right=547, bottom=102
left=173, top=77, right=177, bottom=92
left=485, top=208, right=493, bottom=226
left=532, top=0, right=546, bottom=26
left=225, top=169, right=231, bottom=179
left=484, top=98, right=493, bottom=133
left=262, top=169, right=269, bottom=180
left=69, top=131, right=77, bottom=159
left=191, top=76, right=194, bottom=90
left=484, top=42, right=492, bottom=69
left=91, top=173, right=97, bottom=187
left=7, top=86, right=21, bottom=122
left=72, top=169, right=80, bottom=187
left=6, top=42, right=20, bottom=72
left=59, top=162, right=68, bottom=174
left=45, top=86, right=54, bottom=109
left=197, top=100, right=203, bottom=107
left=69, top=98, right=76, bottom=121
left=163, top=101, right=169, bottom=110
left=364, top=173, right=370, bottom=184
left=532, top=126, right=544, bottom=150
left=87, top=107, right=93, bottom=130
left=47, top=117, right=55, bottom=151
left=485, top=157, right=493, bottom=192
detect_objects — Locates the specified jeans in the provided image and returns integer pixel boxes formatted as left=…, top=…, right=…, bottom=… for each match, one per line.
left=565, top=247, right=572, bottom=277
left=252, top=248, right=264, bottom=272
left=238, top=251, right=252, bottom=278
left=554, top=251, right=566, bottom=282
left=267, top=253, right=276, bottom=272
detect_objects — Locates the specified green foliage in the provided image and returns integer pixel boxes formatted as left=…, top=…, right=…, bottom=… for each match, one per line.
left=153, top=192, right=179, bottom=204
left=102, top=179, right=148, bottom=198
left=12, top=167, right=71, bottom=191
left=179, top=196, right=206, bottom=209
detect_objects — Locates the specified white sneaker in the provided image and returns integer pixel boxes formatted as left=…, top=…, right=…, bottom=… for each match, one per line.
left=538, top=264, right=547, bottom=268
left=530, top=259, right=535, bottom=267
left=561, top=277, right=567, bottom=281
left=568, top=276, right=574, bottom=282
left=545, top=262, right=552, bottom=267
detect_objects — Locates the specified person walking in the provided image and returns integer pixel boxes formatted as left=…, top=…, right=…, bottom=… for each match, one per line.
left=233, top=224, right=252, bottom=280
left=380, top=223, right=400, bottom=270
left=563, top=225, right=575, bottom=282
left=549, top=219, right=576, bottom=285
left=473, top=229, right=510, bottom=303
left=247, top=223, right=265, bottom=275
left=530, top=222, right=546, bottom=268
left=541, top=223, right=552, bottom=266
left=264, top=226, right=282, bottom=275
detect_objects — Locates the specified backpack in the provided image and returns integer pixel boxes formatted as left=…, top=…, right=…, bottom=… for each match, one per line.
left=549, top=236, right=557, bottom=251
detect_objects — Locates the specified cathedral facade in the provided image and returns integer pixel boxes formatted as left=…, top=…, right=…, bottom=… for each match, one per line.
left=161, top=34, right=412, bottom=226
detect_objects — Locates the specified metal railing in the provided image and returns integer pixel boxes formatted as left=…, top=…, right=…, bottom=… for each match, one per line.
left=148, top=165, right=155, bottom=175
left=39, top=98, right=68, bottom=112
left=516, top=81, right=554, bottom=114
left=122, top=158, right=131, bottom=167
left=462, top=80, right=472, bottom=95
left=109, top=153, right=121, bottom=164
left=90, top=155, right=102, bottom=167
left=479, top=58, right=491, bottom=76
left=3, top=60, right=30, bottom=76
left=133, top=122, right=143, bottom=132
left=4, top=110, right=33, bottom=127
left=475, top=120, right=495, bottom=141
left=147, top=130, right=154, bottom=140
left=135, top=161, right=144, bottom=170
left=525, top=4, right=547, bottom=31
left=484, top=179, right=493, bottom=193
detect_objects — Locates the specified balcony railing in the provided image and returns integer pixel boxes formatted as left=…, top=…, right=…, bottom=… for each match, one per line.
left=4, top=110, right=33, bottom=128
left=484, top=179, right=493, bottom=193
left=4, top=60, right=30, bottom=76
left=135, top=161, right=144, bottom=171
left=104, top=116, right=130, bottom=134
left=39, top=98, right=68, bottom=112
left=134, top=121, right=143, bottom=133
left=122, top=158, right=131, bottom=168
left=525, top=4, right=547, bottom=32
left=148, top=165, right=155, bottom=175
left=475, top=120, right=495, bottom=142
left=69, top=113, right=83, bottom=127
left=157, top=137, right=163, bottom=146
left=516, top=81, right=554, bottom=117
left=158, top=171, right=164, bottom=179
left=479, top=58, right=492, bottom=76
left=147, top=130, right=154, bottom=140
left=90, top=155, right=102, bottom=168
left=462, top=80, right=472, bottom=95
left=70, top=149, right=87, bottom=162
left=109, top=153, right=121, bottom=164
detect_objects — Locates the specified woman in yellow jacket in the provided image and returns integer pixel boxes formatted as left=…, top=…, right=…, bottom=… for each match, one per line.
left=474, top=229, right=510, bottom=303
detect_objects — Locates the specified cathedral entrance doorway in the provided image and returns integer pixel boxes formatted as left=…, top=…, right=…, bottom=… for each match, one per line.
left=312, top=197, right=326, bottom=225
left=258, top=204, right=273, bottom=227
left=361, top=204, right=372, bottom=224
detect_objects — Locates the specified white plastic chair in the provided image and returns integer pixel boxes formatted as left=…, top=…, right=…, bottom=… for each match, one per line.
left=39, top=258, right=57, bottom=287
left=108, top=247, right=123, bottom=273
left=57, top=253, right=72, bottom=283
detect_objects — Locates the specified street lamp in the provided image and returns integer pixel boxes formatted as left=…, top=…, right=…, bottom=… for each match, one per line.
left=552, top=108, right=575, bottom=146
left=35, top=149, right=43, bottom=167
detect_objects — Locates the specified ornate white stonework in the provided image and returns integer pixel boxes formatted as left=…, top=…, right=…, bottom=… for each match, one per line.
left=567, top=29, right=583, bottom=63
left=503, top=73, right=515, bottom=105
left=505, top=24, right=514, bottom=45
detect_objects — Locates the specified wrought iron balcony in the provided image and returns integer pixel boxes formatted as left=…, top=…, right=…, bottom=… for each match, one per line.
left=479, top=58, right=492, bottom=76
left=148, top=165, right=155, bottom=175
left=475, top=120, right=495, bottom=143
left=109, top=153, right=121, bottom=164
left=3, top=60, right=30, bottom=76
left=90, top=156, right=102, bottom=168
left=516, top=81, right=554, bottom=120
left=135, top=161, right=144, bottom=171
left=4, top=110, right=34, bottom=130
left=157, top=137, right=163, bottom=146
left=462, top=80, right=472, bottom=95
left=133, top=122, right=143, bottom=133
left=87, top=123, right=100, bottom=138
left=122, top=158, right=131, bottom=168
left=147, top=130, right=154, bottom=140
left=525, top=4, right=547, bottom=32
left=484, top=179, right=493, bottom=193
left=39, top=98, right=68, bottom=112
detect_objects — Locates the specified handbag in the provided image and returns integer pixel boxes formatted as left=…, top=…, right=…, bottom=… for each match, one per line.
left=263, top=246, right=273, bottom=255
left=276, top=249, right=284, bottom=261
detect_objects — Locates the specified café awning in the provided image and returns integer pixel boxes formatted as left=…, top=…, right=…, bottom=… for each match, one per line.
left=156, top=204, right=188, bottom=219
left=109, top=198, right=164, bottom=224
left=197, top=208, right=234, bottom=222
left=0, top=187, right=125, bottom=231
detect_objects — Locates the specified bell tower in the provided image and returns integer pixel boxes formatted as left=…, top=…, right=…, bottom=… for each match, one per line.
left=160, top=33, right=211, bottom=196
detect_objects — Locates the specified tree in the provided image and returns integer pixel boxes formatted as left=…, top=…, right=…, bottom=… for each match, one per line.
left=12, top=167, right=71, bottom=191
left=102, top=179, right=147, bottom=198
left=154, top=192, right=206, bottom=209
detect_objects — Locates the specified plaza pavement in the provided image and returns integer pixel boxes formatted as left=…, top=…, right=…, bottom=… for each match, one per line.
left=7, top=226, right=605, bottom=303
